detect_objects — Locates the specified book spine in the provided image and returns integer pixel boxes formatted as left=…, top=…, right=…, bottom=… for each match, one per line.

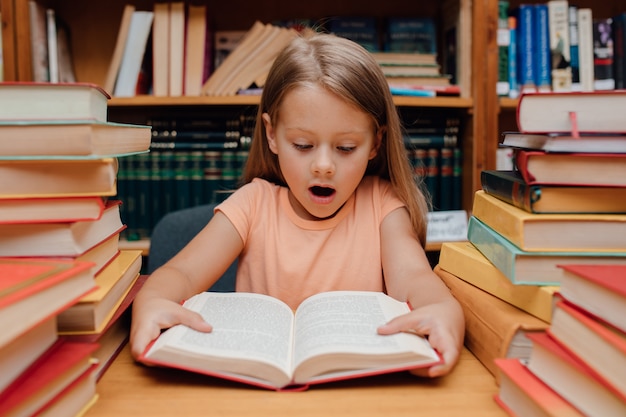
left=328, top=16, right=379, bottom=52
left=404, top=134, right=458, bottom=149
left=203, top=150, right=222, bottom=205
left=613, top=14, right=626, bottom=90
left=426, top=148, right=440, bottom=210
left=515, top=5, right=536, bottom=93
left=452, top=148, right=463, bottom=210
left=466, top=216, right=517, bottom=284
left=136, top=153, right=152, bottom=238
left=384, top=17, right=436, bottom=53
left=593, top=18, right=616, bottom=90
left=174, top=151, right=191, bottom=213
left=497, top=0, right=511, bottom=96
left=533, top=4, right=551, bottom=92
left=46, top=8, right=59, bottom=83
left=189, top=151, right=205, bottom=208
left=548, top=0, right=572, bottom=91
left=568, top=5, right=581, bottom=90
left=508, top=17, right=519, bottom=97
left=577, top=8, right=595, bottom=91
left=439, top=148, right=453, bottom=211
left=480, top=170, right=533, bottom=212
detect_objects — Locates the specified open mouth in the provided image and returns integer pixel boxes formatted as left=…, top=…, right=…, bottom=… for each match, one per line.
left=310, top=186, right=335, bottom=197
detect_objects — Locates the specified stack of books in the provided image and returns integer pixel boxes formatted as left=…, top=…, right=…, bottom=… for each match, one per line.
left=495, top=264, right=626, bottom=416
left=435, top=90, right=626, bottom=388
left=0, top=81, right=151, bottom=415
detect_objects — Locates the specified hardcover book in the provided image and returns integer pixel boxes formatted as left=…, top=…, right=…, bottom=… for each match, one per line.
left=547, top=0, right=572, bottom=91
left=481, top=169, right=626, bottom=213
left=0, top=196, right=106, bottom=224
left=472, top=190, right=626, bottom=252
left=0, top=341, right=98, bottom=417
left=557, top=264, right=626, bottom=333
left=514, top=149, right=626, bottom=187
left=526, top=332, right=626, bottom=417
left=103, top=4, right=135, bottom=94
left=548, top=300, right=626, bottom=398
left=0, top=120, right=151, bottom=157
left=0, top=82, right=108, bottom=122
left=437, top=241, right=558, bottom=322
left=140, top=291, right=442, bottom=390
left=434, top=265, right=548, bottom=383
left=494, top=357, right=585, bottom=417
left=516, top=90, right=626, bottom=134
left=57, top=250, right=142, bottom=334
left=0, top=258, right=95, bottom=349
left=467, top=215, right=626, bottom=285
left=0, top=158, right=118, bottom=198
left=501, top=131, right=626, bottom=153
left=0, top=200, right=124, bottom=257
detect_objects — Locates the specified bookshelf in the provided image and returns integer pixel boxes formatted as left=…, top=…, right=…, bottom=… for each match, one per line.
left=496, top=1, right=626, bottom=150
left=0, top=0, right=499, bottom=250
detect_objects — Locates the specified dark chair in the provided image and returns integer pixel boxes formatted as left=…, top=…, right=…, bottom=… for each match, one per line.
left=147, top=204, right=238, bottom=292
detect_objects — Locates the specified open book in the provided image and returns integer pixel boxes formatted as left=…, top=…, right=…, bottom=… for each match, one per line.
left=139, top=291, right=442, bottom=390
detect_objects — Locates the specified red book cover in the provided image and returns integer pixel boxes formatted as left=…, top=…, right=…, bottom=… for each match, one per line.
left=0, top=340, right=98, bottom=416
left=558, top=264, right=626, bottom=298
left=494, top=357, right=585, bottom=416
left=0, top=258, right=95, bottom=308
left=514, top=149, right=626, bottom=186
left=527, top=332, right=626, bottom=405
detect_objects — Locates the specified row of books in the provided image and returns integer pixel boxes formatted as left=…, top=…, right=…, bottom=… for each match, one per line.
left=434, top=90, right=626, bottom=415
left=98, top=1, right=454, bottom=97
left=0, top=82, right=151, bottom=415
left=113, top=143, right=464, bottom=240
left=497, top=0, right=626, bottom=97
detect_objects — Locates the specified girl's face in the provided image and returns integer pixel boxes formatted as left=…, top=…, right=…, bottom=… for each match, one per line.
left=263, top=85, right=381, bottom=220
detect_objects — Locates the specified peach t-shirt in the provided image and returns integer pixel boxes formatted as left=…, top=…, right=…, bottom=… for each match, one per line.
left=215, top=176, right=405, bottom=310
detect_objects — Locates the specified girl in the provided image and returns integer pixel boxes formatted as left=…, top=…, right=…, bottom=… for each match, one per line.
left=131, top=32, right=464, bottom=377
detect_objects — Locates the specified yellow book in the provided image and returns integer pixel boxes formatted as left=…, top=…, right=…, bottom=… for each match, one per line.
left=57, top=250, right=142, bottom=334
left=435, top=265, right=548, bottom=384
left=472, top=190, right=626, bottom=252
left=437, top=241, right=557, bottom=322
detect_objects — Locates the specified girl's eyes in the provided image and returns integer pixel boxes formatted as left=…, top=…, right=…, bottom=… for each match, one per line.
left=291, top=143, right=356, bottom=153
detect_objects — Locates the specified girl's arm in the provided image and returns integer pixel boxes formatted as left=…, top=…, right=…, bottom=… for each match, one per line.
left=377, top=207, right=465, bottom=377
left=130, top=211, right=244, bottom=359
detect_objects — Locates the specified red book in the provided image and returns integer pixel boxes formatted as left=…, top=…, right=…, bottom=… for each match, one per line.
left=557, top=264, right=626, bottom=333
left=0, top=196, right=106, bottom=224
left=514, top=149, right=626, bottom=186
left=0, top=199, right=125, bottom=257
left=494, top=357, right=585, bottom=417
left=548, top=300, right=626, bottom=399
left=526, top=332, right=626, bottom=416
left=517, top=90, right=626, bottom=134
left=0, top=340, right=98, bottom=416
left=0, top=257, right=96, bottom=349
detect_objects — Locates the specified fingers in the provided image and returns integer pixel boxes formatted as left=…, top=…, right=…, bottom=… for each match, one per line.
left=130, top=305, right=213, bottom=360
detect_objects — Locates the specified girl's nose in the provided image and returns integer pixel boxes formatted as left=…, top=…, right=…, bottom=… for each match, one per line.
left=311, top=148, right=335, bottom=175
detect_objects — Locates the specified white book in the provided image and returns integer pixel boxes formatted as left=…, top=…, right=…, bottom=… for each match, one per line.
left=577, top=8, right=594, bottom=91
left=46, top=8, right=59, bottom=83
left=113, top=10, right=154, bottom=97
left=548, top=0, right=572, bottom=91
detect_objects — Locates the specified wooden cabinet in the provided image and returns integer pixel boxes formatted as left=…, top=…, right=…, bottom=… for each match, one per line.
left=1, top=0, right=497, bottom=215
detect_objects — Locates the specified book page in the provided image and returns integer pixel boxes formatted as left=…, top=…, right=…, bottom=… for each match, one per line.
left=145, top=292, right=295, bottom=386
left=292, top=291, right=438, bottom=383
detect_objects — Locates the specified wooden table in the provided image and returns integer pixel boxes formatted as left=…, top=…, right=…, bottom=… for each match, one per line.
left=85, top=345, right=507, bottom=417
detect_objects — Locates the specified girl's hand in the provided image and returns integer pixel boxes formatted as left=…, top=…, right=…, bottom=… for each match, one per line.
left=130, top=296, right=213, bottom=360
left=376, top=302, right=464, bottom=378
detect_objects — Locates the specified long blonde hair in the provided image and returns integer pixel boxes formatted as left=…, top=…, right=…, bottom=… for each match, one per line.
left=242, top=32, right=430, bottom=246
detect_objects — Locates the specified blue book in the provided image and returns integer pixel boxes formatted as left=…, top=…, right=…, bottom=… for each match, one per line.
left=533, top=4, right=551, bottom=91
left=327, top=16, right=379, bottom=52
left=514, top=5, right=536, bottom=92
left=508, top=16, right=519, bottom=97
left=467, top=216, right=626, bottom=286
left=384, top=17, right=436, bottom=53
